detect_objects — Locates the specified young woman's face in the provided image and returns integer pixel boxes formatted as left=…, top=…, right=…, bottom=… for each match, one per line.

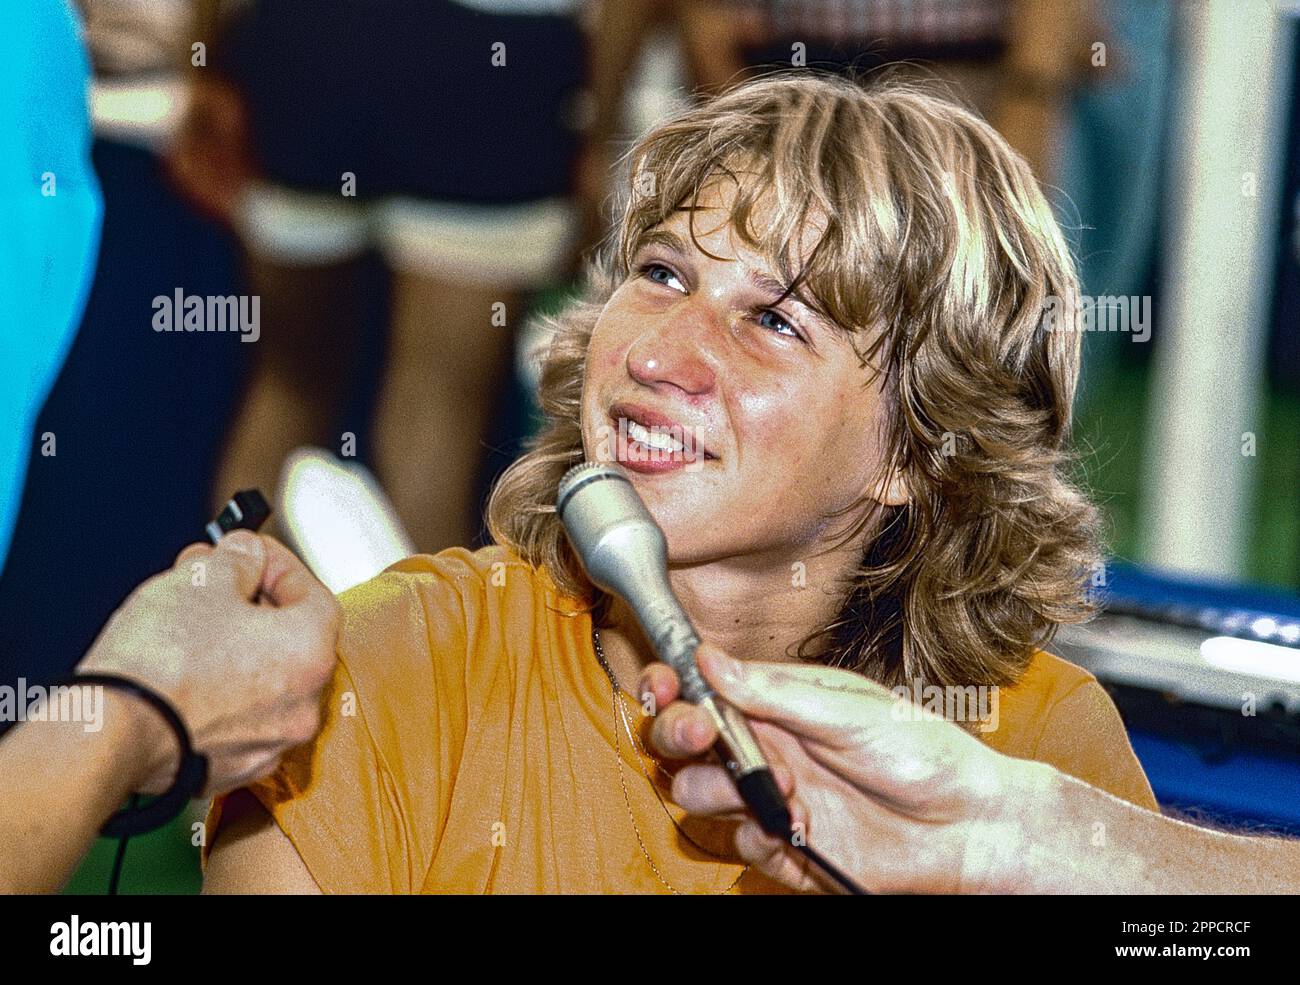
left=580, top=183, right=897, bottom=567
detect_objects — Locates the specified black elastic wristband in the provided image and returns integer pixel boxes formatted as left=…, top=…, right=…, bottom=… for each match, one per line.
left=63, top=673, right=210, bottom=837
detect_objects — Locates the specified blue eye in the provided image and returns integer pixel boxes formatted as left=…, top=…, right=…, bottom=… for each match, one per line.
left=758, top=309, right=802, bottom=340
left=641, top=263, right=685, bottom=292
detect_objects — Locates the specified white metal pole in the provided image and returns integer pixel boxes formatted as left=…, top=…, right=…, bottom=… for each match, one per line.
left=1142, top=0, right=1295, bottom=578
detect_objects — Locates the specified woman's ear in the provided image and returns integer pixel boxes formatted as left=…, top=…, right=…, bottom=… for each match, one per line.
left=870, top=468, right=910, bottom=508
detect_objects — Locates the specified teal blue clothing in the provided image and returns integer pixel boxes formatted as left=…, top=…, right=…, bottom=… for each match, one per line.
left=0, top=0, right=102, bottom=571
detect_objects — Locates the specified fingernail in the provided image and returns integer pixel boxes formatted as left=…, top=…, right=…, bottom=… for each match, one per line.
left=708, top=649, right=742, bottom=688
left=222, top=529, right=258, bottom=555
left=675, top=720, right=691, bottom=746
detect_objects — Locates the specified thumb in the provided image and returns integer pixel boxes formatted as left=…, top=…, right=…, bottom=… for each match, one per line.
left=204, top=530, right=268, bottom=601
left=697, top=646, right=898, bottom=747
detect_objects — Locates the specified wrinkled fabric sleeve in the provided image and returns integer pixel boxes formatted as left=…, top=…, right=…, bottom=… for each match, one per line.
left=1032, top=680, right=1159, bottom=812
left=203, top=558, right=472, bottom=893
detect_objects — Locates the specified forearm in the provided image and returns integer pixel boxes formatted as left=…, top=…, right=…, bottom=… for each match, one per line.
left=672, top=0, right=748, bottom=95
left=586, top=0, right=660, bottom=145
left=992, top=0, right=1090, bottom=178
left=188, top=0, right=228, bottom=67
left=202, top=791, right=323, bottom=894
left=0, top=692, right=160, bottom=893
left=992, top=764, right=1300, bottom=894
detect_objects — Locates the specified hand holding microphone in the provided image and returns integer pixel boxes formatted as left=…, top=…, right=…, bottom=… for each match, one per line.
left=642, top=646, right=1070, bottom=896
left=557, top=462, right=867, bottom=894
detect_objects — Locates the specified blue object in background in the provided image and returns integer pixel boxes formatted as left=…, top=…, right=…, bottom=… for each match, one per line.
left=0, top=138, right=250, bottom=682
left=1099, top=560, right=1300, bottom=834
left=0, top=0, right=103, bottom=573
left=1132, top=732, right=1300, bottom=836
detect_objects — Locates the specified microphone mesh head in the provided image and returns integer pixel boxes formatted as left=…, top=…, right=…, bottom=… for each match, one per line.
left=556, top=461, right=630, bottom=520
left=556, top=460, right=668, bottom=606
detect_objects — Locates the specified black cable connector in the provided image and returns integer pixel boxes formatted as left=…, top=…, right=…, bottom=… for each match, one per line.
left=205, top=489, right=271, bottom=545
left=735, top=767, right=870, bottom=895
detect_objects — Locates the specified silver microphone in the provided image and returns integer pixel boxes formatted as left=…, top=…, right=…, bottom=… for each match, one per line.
left=556, top=461, right=792, bottom=837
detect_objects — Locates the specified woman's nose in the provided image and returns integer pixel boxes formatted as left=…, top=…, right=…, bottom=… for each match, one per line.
left=625, top=310, right=719, bottom=397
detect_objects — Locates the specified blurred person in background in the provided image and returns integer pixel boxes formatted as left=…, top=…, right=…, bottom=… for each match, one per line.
left=582, top=0, right=1102, bottom=190
left=169, top=0, right=589, bottom=553
left=711, top=0, right=1102, bottom=182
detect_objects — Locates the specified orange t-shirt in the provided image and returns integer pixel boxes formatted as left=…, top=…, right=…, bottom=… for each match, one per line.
left=204, top=545, right=1156, bottom=893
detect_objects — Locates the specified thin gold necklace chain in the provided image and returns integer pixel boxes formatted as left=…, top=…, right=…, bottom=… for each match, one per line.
left=592, top=627, right=749, bottom=894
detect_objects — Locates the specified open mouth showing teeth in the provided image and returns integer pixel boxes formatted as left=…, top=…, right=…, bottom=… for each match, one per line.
left=604, top=402, right=717, bottom=468
left=625, top=419, right=685, bottom=454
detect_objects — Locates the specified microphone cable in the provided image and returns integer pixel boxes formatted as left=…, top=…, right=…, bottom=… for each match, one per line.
left=107, top=795, right=139, bottom=895
left=735, top=767, right=869, bottom=894
left=797, top=842, right=868, bottom=895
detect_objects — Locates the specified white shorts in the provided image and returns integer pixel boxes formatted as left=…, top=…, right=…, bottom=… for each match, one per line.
left=234, top=183, right=577, bottom=289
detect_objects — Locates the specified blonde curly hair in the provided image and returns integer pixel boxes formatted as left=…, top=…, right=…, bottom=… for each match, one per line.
left=488, top=72, right=1101, bottom=692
